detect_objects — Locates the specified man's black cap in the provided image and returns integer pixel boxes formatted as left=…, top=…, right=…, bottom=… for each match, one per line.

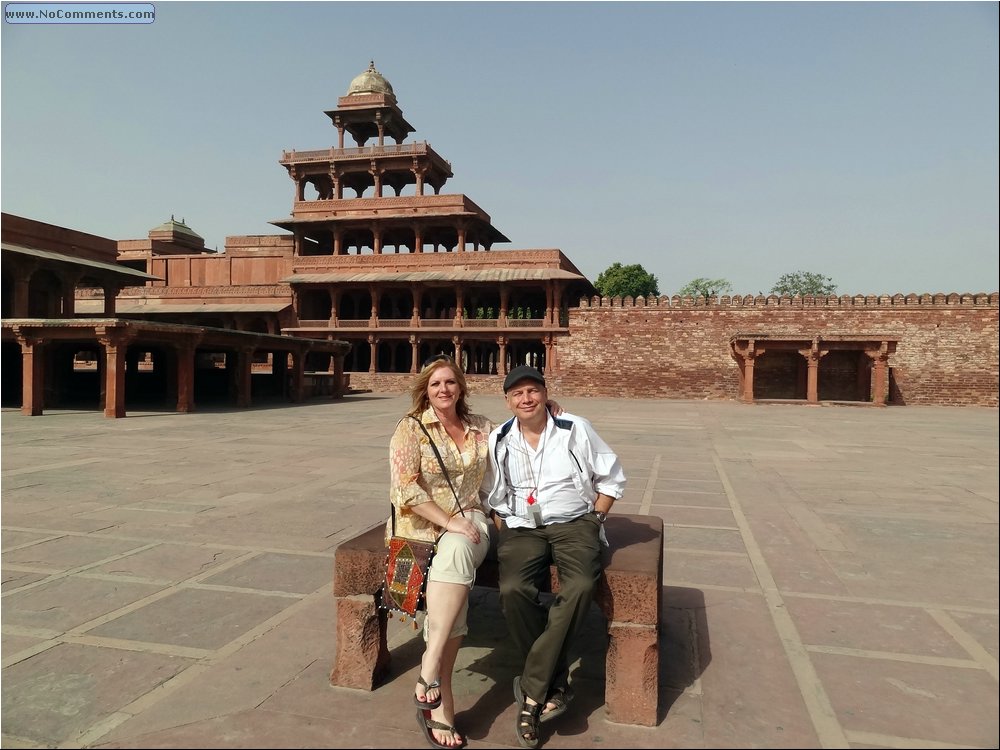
left=503, top=365, right=546, bottom=394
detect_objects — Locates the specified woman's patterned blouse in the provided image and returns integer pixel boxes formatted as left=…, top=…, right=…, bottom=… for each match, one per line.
left=386, top=407, right=495, bottom=544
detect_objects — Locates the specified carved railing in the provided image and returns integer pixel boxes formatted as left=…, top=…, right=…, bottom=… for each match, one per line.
left=420, top=319, right=458, bottom=328
left=294, top=318, right=554, bottom=330
left=281, top=142, right=432, bottom=164
left=507, top=319, right=546, bottom=327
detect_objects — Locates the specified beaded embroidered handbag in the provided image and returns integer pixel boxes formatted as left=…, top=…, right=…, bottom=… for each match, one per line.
left=377, top=417, right=464, bottom=624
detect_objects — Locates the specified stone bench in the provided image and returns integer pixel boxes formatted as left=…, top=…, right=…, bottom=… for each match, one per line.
left=329, top=513, right=664, bottom=726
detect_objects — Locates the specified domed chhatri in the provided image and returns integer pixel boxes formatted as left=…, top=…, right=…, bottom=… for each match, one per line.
left=346, top=60, right=393, bottom=97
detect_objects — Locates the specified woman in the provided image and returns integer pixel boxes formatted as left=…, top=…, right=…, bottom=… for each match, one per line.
left=390, top=355, right=562, bottom=748
left=388, top=354, right=494, bottom=749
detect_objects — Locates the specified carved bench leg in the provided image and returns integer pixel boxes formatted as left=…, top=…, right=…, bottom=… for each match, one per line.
left=605, top=623, right=659, bottom=726
left=329, top=595, right=390, bottom=690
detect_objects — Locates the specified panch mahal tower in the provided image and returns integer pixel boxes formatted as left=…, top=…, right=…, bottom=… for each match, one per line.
left=271, top=61, right=595, bottom=376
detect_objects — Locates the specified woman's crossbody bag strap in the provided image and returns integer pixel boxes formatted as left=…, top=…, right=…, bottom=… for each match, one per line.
left=408, top=415, right=465, bottom=518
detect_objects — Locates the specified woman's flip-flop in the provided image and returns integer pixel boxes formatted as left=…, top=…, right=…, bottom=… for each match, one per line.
left=414, top=674, right=442, bottom=709
left=416, top=708, right=466, bottom=749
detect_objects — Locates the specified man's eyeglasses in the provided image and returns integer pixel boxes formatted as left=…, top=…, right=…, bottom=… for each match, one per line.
left=422, top=354, right=454, bottom=368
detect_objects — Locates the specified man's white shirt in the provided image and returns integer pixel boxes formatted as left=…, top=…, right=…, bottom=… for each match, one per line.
left=483, top=410, right=627, bottom=534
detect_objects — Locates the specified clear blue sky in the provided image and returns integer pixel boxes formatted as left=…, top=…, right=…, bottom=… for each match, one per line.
left=2, top=1, right=998, bottom=296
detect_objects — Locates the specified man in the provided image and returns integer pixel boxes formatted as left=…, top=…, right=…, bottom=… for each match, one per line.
left=482, top=365, right=626, bottom=749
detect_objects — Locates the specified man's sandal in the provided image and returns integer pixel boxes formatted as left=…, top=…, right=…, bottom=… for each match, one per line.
left=413, top=675, right=442, bottom=709
left=539, top=685, right=574, bottom=724
left=512, top=676, right=542, bottom=749
left=516, top=700, right=542, bottom=749
left=514, top=675, right=572, bottom=725
left=416, top=708, right=466, bottom=749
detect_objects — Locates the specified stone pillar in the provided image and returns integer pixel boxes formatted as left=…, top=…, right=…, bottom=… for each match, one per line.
left=371, top=161, right=382, bottom=198
left=544, top=282, right=553, bottom=328
left=866, top=344, right=891, bottom=406
left=604, top=624, right=659, bottom=726
left=456, top=224, right=466, bottom=253
left=544, top=335, right=553, bottom=373
left=499, top=287, right=509, bottom=327
left=290, top=350, right=305, bottom=402
left=373, top=226, right=383, bottom=255
left=176, top=343, right=196, bottom=413
left=454, top=287, right=464, bottom=327
left=12, top=265, right=35, bottom=318
left=498, top=336, right=508, bottom=376
left=329, top=288, right=341, bottom=325
left=333, top=228, right=343, bottom=255
left=231, top=348, right=254, bottom=408
left=369, top=285, right=379, bottom=326
left=409, top=335, right=419, bottom=374
left=742, top=351, right=758, bottom=403
left=798, top=342, right=828, bottom=404
left=102, top=283, right=121, bottom=316
left=368, top=335, right=377, bottom=374
left=98, top=330, right=133, bottom=418
left=333, top=348, right=346, bottom=396
left=414, top=166, right=425, bottom=196
left=336, top=120, right=345, bottom=149
left=451, top=336, right=461, bottom=369
left=17, top=334, right=44, bottom=416
left=411, top=286, right=422, bottom=326
left=413, top=224, right=423, bottom=254
left=333, top=167, right=344, bottom=200
left=289, top=166, right=304, bottom=202
left=328, top=596, right=390, bottom=690
left=291, top=287, right=301, bottom=323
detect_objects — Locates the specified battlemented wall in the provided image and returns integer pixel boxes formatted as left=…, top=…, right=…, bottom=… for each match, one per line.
left=551, top=293, right=999, bottom=406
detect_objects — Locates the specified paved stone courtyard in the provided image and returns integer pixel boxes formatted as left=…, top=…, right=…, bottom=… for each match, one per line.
left=1, top=395, right=997, bottom=748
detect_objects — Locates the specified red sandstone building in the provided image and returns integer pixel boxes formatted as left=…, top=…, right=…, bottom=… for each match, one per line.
left=3, top=62, right=997, bottom=413
left=1, top=216, right=349, bottom=418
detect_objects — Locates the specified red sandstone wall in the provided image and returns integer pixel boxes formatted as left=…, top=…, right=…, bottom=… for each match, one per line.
left=224, top=235, right=295, bottom=256
left=555, top=295, right=999, bottom=407
left=343, top=373, right=501, bottom=397
left=149, top=254, right=291, bottom=288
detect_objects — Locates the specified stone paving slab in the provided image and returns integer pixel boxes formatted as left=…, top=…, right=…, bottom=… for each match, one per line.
left=2, top=396, right=998, bottom=749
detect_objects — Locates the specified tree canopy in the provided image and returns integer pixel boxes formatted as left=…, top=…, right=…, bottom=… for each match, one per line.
left=770, top=271, right=837, bottom=297
left=594, top=262, right=660, bottom=298
left=678, top=277, right=733, bottom=298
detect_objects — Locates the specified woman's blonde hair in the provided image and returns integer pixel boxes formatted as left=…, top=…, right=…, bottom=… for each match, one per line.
left=408, top=355, right=471, bottom=421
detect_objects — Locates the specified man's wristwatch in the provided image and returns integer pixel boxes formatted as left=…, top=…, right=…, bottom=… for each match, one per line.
left=595, top=511, right=608, bottom=523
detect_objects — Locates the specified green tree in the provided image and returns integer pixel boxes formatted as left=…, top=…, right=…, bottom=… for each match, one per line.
left=678, top=277, right=733, bottom=298
left=594, top=262, right=660, bottom=298
left=770, top=271, right=837, bottom=296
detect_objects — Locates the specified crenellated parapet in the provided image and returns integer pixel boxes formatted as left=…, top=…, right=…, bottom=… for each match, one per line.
left=577, top=292, right=999, bottom=308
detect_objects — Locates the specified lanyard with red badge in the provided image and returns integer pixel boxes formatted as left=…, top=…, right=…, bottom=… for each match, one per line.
left=522, top=429, right=546, bottom=527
